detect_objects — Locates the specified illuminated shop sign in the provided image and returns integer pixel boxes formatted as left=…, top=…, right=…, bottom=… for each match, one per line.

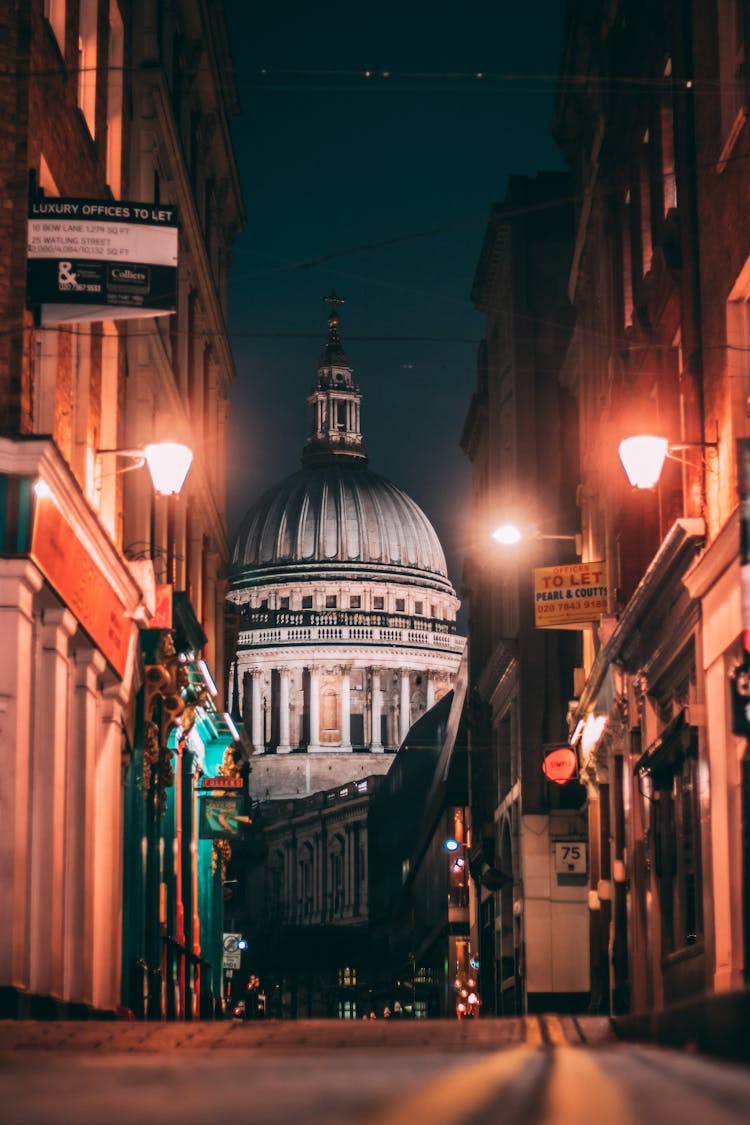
left=198, top=795, right=250, bottom=840
left=31, top=492, right=132, bottom=678
left=541, top=745, right=578, bottom=785
left=26, top=197, right=178, bottom=324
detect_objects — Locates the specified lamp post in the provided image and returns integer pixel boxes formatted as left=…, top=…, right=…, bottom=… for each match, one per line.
left=618, top=433, right=717, bottom=490
left=97, top=441, right=194, bottom=495
left=492, top=522, right=582, bottom=556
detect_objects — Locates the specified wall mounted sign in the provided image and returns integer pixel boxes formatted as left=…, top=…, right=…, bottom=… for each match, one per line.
left=533, top=560, right=608, bottom=629
left=27, top=197, right=178, bottom=324
left=31, top=494, right=132, bottom=678
left=199, top=776, right=244, bottom=790
left=554, top=842, right=587, bottom=875
left=541, top=745, right=579, bottom=785
left=151, top=584, right=173, bottom=630
left=198, top=795, right=249, bottom=839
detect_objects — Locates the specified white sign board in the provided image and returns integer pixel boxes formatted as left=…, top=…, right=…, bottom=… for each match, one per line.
left=554, top=842, right=587, bottom=875
left=27, top=197, right=178, bottom=324
left=223, top=932, right=242, bottom=970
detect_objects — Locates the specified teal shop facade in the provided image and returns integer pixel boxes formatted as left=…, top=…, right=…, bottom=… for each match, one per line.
left=122, top=598, right=246, bottom=1020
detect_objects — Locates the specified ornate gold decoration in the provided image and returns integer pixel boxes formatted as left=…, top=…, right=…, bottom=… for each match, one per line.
left=213, top=838, right=231, bottom=879
left=217, top=744, right=242, bottom=778
left=142, top=629, right=190, bottom=816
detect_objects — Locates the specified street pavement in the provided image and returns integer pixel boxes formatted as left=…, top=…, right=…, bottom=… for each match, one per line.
left=1, top=1016, right=749, bottom=1125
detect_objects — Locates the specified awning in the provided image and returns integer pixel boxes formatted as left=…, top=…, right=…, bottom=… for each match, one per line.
left=633, top=709, right=695, bottom=787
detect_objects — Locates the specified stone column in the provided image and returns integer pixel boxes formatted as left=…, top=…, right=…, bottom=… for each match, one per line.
left=399, top=669, right=411, bottom=744
left=251, top=668, right=264, bottom=753
left=64, top=647, right=107, bottom=1006
left=278, top=667, right=291, bottom=752
left=370, top=669, right=383, bottom=751
left=308, top=665, right=320, bottom=751
left=340, top=665, right=352, bottom=750
left=345, top=826, right=353, bottom=912
left=426, top=672, right=436, bottom=711
left=93, top=676, right=129, bottom=1012
left=29, top=606, right=77, bottom=1001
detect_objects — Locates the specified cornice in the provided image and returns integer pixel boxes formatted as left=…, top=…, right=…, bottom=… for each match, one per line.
left=573, top=518, right=705, bottom=720
left=0, top=436, right=144, bottom=612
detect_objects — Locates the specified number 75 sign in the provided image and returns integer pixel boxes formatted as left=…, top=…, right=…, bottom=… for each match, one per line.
left=554, top=842, right=587, bottom=875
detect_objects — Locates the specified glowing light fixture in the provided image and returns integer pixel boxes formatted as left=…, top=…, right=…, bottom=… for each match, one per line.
left=443, top=837, right=461, bottom=853
left=618, top=435, right=669, bottom=489
left=581, top=713, right=607, bottom=755
left=492, top=523, right=522, bottom=545
left=142, top=442, right=193, bottom=495
left=97, top=441, right=193, bottom=496
left=197, top=658, right=219, bottom=697
left=33, top=479, right=53, bottom=500
left=224, top=712, right=241, bottom=741
left=618, top=432, right=718, bottom=489
left=492, top=522, right=582, bottom=555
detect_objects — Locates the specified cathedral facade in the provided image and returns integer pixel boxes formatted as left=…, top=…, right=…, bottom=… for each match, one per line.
left=228, top=295, right=464, bottom=799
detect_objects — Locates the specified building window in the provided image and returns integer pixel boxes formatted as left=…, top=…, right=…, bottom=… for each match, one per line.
left=325, top=594, right=337, bottom=608
left=302, top=595, right=313, bottom=609
left=349, top=595, right=361, bottom=609
left=44, top=0, right=66, bottom=56
left=373, top=596, right=384, bottom=610
left=106, top=0, right=124, bottom=195
left=338, top=1000, right=357, bottom=1019
left=395, top=598, right=405, bottom=613
left=717, top=0, right=746, bottom=166
left=77, top=0, right=98, bottom=137
left=660, top=99, right=676, bottom=214
left=338, top=966, right=357, bottom=986
left=415, top=601, right=423, bottom=615
left=621, top=190, right=634, bottom=328
left=638, top=129, right=652, bottom=276
left=279, top=596, right=290, bottom=610
left=637, top=714, right=703, bottom=956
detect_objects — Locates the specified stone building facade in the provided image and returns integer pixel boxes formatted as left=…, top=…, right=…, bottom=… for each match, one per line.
left=228, top=297, right=465, bottom=801
left=551, top=0, right=750, bottom=1017
left=461, top=173, right=586, bottom=1015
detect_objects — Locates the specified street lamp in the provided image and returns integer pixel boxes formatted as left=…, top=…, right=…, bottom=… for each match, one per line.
left=492, top=522, right=582, bottom=556
left=618, top=433, right=718, bottom=490
left=97, top=441, right=193, bottom=495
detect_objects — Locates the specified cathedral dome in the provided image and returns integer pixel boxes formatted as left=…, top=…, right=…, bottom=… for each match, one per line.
left=231, top=460, right=454, bottom=594
left=227, top=293, right=462, bottom=778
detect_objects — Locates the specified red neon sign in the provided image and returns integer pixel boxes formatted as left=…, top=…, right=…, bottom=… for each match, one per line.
left=542, top=746, right=578, bottom=785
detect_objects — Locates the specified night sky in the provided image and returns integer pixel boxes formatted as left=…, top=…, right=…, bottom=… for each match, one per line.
left=223, top=1, right=567, bottom=594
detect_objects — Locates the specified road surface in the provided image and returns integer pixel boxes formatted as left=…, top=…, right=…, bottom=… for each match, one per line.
left=1, top=1016, right=748, bottom=1124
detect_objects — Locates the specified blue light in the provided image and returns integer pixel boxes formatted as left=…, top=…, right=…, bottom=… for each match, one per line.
left=443, top=837, right=460, bottom=853
left=238, top=939, right=248, bottom=950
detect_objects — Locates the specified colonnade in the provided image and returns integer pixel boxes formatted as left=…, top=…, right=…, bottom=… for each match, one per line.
left=1, top=565, right=127, bottom=1014
left=270, top=818, right=368, bottom=925
left=245, top=663, right=442, bottom=754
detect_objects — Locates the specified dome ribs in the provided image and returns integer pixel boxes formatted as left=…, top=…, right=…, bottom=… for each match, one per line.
left=231, top=464, right=451, bottom=585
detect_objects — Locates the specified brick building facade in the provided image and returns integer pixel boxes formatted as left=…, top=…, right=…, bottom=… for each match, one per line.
left=0, top=1, right=243, bottom=1017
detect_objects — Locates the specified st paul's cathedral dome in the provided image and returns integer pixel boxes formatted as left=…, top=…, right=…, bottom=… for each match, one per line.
left=228, top=292, right=464, bottom=799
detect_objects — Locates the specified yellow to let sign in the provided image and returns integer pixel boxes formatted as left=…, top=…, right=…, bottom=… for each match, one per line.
left=533, top=560, right=608, bottom=629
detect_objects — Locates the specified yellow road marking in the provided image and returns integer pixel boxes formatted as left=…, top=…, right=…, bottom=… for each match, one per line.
left=542, top=1045, right=636, bottom=1125
left=524, top=1015, right=543, bottom=1047
left=367, top=1044, right=535, bottom=1125
left=541, top=1014, right=567, bottom=1046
